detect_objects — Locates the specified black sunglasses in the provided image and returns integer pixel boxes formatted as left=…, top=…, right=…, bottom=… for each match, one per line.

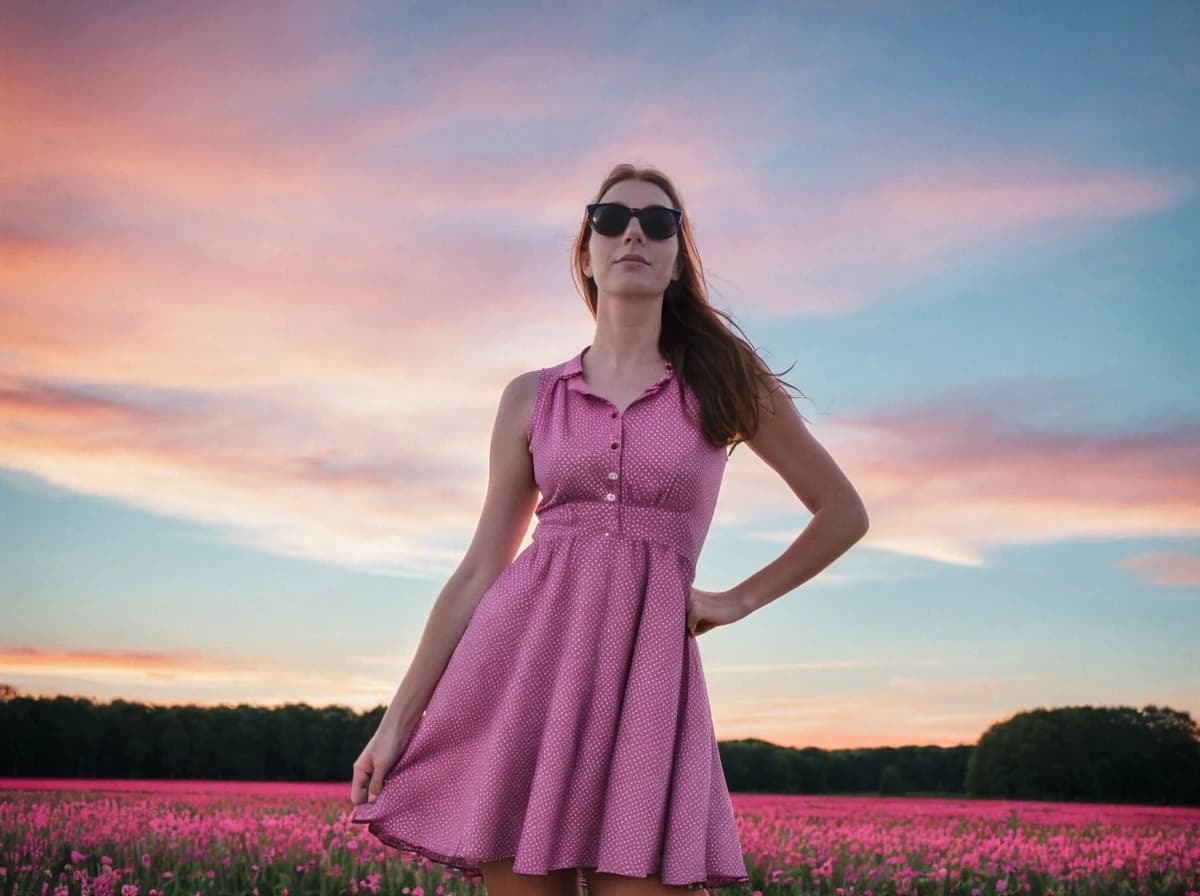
left=586, top=202, right=683, bottom=240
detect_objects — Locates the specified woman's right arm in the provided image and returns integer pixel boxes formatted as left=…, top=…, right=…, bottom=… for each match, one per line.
left=373, top=369, right=542, bottom=739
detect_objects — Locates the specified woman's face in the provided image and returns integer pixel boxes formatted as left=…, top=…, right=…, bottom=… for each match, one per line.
left=582, top=178, right=682, bottom=300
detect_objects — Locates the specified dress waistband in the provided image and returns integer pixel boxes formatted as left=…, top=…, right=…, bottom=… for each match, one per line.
left=532, top=501, right=699, bottom=579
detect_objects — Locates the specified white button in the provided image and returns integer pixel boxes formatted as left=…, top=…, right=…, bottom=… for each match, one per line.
left=607, top=472, right=619, bottom=480
left=604, top=492, right=616, bottom=501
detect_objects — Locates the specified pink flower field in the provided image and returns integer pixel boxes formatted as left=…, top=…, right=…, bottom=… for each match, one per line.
left=0, top=779, right=1196, bottom=896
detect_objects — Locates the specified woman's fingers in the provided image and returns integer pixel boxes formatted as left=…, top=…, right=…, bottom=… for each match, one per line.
left=350, top=757, right=373, bottom=805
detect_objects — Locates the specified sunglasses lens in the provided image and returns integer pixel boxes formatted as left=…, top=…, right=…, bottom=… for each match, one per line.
left=591, top=204, right=631, bottom=236
left=641, top=208, right=678, bottom=240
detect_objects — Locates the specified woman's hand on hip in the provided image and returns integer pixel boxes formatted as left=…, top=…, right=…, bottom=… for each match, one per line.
left=686, top=585, right=747, bottom=637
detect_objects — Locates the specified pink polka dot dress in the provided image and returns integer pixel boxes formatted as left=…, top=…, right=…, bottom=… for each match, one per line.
left=350, top=344, right=750, bottom=891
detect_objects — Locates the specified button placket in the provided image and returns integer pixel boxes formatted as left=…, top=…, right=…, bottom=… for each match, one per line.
left=608, top=408, right=623, bottom=534
left=567, top=349, right=674, bottom=539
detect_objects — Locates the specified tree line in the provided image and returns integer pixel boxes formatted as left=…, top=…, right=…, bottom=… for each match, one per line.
left=0, top=686, right=1194, bottom=805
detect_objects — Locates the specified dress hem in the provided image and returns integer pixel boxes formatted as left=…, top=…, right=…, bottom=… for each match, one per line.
left=349, top=815, right=750, bottom=891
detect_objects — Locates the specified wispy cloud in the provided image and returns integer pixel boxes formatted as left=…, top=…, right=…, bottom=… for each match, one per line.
left=0, top=644, right=402, bottom=709
left=716, top=392, right=1200, bottom=573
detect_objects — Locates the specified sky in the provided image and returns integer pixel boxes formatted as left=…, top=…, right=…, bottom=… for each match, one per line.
left=1, top=0, right=1197, bottom=751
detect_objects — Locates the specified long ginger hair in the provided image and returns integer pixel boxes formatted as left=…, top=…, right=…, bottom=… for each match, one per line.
left=570, top=162, right=808, bottom=456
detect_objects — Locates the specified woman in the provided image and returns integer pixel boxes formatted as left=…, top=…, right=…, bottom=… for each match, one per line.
left=349, top=163, right=870, bottom=895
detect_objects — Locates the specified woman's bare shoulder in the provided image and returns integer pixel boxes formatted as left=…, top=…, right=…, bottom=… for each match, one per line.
left=494, top=369, right=543, bottom=438
left=503, top=369, right=542, bottom=406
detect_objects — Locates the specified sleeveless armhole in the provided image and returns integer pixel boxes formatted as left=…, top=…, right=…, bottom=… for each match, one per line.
left=525, top=367, right=549, bottom=448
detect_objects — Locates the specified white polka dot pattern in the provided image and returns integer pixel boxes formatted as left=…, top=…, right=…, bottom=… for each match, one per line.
left=350, top=344, right=749, bottom=891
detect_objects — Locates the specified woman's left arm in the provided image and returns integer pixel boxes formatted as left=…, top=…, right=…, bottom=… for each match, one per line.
left=728, top=379, right=869, bottom=618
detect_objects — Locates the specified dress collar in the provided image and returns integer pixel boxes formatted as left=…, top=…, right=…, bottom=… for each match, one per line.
left=559, top=345, right=674, bottom=398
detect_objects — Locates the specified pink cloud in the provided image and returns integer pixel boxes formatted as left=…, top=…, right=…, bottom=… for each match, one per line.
left=0, top=645, right=404, bottom=711
left=716, top=387, right=1200, bottom=571
left=1118, top=551, right=1200, bottom=589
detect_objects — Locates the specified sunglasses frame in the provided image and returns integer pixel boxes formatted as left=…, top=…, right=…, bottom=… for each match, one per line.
left=586, top=202, right=683, bottom=240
